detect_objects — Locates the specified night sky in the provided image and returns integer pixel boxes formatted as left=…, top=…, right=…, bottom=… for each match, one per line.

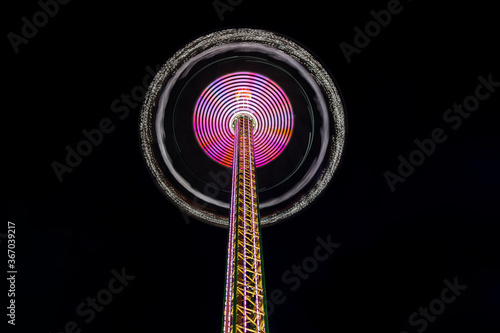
left=3, top=1, right=499, bottom=332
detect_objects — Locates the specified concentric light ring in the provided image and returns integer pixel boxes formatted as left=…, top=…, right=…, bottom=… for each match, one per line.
left=139, top=28, right=346, bottom=227
left=194, top=72, right=293, bottom=167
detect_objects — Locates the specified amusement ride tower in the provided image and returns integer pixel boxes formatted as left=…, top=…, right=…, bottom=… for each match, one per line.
left=140, top=29, right=346, bottom=332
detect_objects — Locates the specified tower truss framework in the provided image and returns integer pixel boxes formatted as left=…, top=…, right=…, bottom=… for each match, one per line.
left=138, top=27, right=347, bottom=333
left=223, top=115, right=269, bottom=333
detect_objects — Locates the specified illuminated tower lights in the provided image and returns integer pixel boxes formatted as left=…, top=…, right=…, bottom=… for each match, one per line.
left=139, top=27, right=346, bottom=333
left=195, top=73, right=293, bottom=332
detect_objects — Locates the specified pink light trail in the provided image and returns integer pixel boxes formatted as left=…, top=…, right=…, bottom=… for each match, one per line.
left=193, top=72, right=294, bottom=167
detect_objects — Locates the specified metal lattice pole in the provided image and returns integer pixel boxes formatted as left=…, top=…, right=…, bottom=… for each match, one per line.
left=222, top=114, right=269, bottom=333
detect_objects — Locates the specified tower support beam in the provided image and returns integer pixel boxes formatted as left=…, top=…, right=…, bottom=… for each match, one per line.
left=223, top=115, right=269, bottom=333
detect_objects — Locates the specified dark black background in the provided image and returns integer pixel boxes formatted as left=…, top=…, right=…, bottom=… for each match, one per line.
left=3, top=0, right=499, bottom=332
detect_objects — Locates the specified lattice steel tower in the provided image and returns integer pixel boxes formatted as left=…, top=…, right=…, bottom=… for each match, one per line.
left=223, top=101, right=268, bottom=332
left=139, top=28, right=346, bottom=333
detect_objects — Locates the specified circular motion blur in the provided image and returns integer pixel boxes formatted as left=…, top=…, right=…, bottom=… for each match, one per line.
left=140, top=28, right=346, bottom=227
left=194, top=71, right=294, bottom=167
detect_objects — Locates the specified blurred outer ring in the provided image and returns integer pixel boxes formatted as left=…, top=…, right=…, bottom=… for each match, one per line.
left=139, top=28, right=346, bottom=227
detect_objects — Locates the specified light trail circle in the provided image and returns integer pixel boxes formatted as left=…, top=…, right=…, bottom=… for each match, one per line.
left=193, top=72, right=294, bottom=167
left=139, top=28, right=346, bottom=227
